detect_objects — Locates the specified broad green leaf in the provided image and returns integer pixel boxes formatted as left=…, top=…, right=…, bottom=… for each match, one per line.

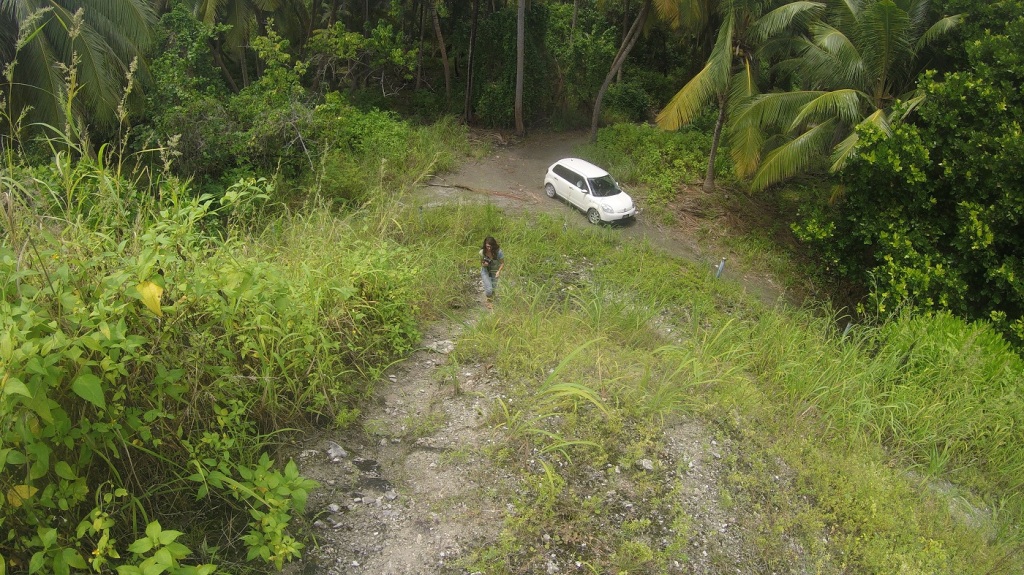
left=39, top=527, right=57, bottom=548
left=157, top=529, right=182, bottom=546
left=54, top=461, right=76, bottom=480
left=128, top=537, right=154, bottom=554
left=7, top=484, right=38, bottom=507
left=29, top=552, right=45, bottom=574
left=2, top=377, right=32, bottom=399
left=71, top=373, right=106, bottom=410
left=137, top=281, right=164, bottom=317
left=63, top=549, right=88, bottom=569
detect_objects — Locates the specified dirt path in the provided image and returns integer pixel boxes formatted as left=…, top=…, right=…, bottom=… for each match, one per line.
left=291, top=319, right=508, bottom=574
left=423, top=130, right=790, bottom=304
left=287, top=131, right=788, bottom=574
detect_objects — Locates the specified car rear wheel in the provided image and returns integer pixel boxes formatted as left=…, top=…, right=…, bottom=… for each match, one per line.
left=545, top=183, right=557, bottom=198
left=587, top=208, right=601, bottom=225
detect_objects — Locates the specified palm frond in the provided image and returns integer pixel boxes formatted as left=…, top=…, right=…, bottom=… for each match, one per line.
left=726, top=62, right=763, bottom=178
left=750, top=117, right=839, bottom=191
left=859, top=0, right=912, bottom=93
left=750, top=1, right=825, bottom=44
left=11, top=18, right=65, bottom=126
left=733, top=90, right=822, bottom=132
left=676, top=0, right=713, bottom=32
left=915, top=14, right=962, bottom=51
left=895, top=90, right=925, bottom=120
left=789, top=88, right=868, bottom=130
left=652, top=0, right=682, bottom=29
left=832, top=0, right=863, bottom=33
left=803, top=21, right=864, bottom=89
left=829, top=108, right=889, bottom=172
left=656, top=13, right=733, bottom=130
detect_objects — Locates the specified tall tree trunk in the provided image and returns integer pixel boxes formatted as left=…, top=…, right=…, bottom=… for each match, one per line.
left=571, top=0, right=578, bottom=36
left=416, top=0, right=425, bottom=88
left=432, top=3, right=452, bottom=101
left=212, top=37, right=239, bottom=93
left=464, top=0, right=479, bottom=123
left=589, top=0, right=648, bottom=141
left=617, top=0, right=630, bottom=83
left=329, top=0, right=340, bottom=25
left=239, top=49, right=250, bottom=87
left=309, top=0, right=324, bottom=39
left=514, top=0, right=526, bottom=136
left=704, top=91, right=727, bottom=193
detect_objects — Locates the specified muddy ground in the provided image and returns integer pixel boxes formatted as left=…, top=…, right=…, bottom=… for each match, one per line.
left=285, top=130, right=792, bottom=574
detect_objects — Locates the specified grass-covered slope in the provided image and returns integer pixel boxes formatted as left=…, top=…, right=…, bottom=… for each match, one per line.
left=390, top=203, right=1024, bottom=573
left=2, top=121, right=1022, bottom=573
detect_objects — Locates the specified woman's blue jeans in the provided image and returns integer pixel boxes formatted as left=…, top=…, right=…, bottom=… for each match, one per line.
left=481, top=268, right=498, bottom=298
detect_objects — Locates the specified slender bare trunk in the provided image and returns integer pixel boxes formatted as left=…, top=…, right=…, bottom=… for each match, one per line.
left=514, top=0, right=526, bottom=136
left=432, top=4, right=451, bottom=101
left=308, top=0, right=323, bottom=40
left=571, top=0, right=578, bottom=36
left=589, top=0, right=648, bottom=141
left=617, top=0, right=630, bottom=83
left=239, top=49, right=249, bottom=87
left=212, top=37, right=239, bottom=93
left=464, top=0, right=479, bottom=123
left=329, top=0, right=340, bottom=26
left=416, top=0, right=425, bottom=88
left=704, top=91, right=727, bottom=193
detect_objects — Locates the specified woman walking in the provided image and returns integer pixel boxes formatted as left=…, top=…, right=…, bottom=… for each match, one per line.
left=480, top=236, right=504, bottom=308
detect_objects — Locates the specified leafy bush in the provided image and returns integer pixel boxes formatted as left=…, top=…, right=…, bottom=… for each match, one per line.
left=798, top=9, right=1024, bottom=345
left=603, top=80, right=654, bottom=123
left=0, top=145, right=425, bottom=572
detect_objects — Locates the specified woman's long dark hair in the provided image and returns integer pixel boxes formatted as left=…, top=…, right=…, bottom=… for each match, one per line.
left=482, top=236, right=500, bottom=258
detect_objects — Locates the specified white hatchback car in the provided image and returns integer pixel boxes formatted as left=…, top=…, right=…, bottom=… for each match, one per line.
left=544, top=158, right=637, bottom=224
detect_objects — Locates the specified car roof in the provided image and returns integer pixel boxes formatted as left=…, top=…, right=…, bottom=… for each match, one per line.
left=553, top=158, right=609, bottom=178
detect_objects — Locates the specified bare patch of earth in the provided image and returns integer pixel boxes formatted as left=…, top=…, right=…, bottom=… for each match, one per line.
left=286, top=318, right=511, bottom=574
left=286, top=130, right=798, bottom=574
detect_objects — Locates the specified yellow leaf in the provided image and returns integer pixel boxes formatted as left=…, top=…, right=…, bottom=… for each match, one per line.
left=7, top=484, right=38, bottom=507
left=137, top=281, right=164, bottom=317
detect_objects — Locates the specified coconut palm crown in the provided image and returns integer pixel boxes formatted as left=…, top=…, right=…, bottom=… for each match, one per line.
left=655, top=0, right=827, bottom=191
left=0, top=0, right=157, bottom=134
left=730, top=0, right=962, bottom=191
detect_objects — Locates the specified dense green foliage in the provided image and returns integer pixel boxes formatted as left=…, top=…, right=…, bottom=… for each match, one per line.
left=0, top=101, right=467, bottom=573
left=2, top=0, right=1024, bottom=571
left=793, top=3, right=1024, bottom=344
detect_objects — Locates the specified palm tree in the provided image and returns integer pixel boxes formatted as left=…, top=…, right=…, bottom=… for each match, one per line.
left=1, top=0, right=157, bottom=134
left=728, top=0, right=961, bottom=191
left=655, top=0, right=825, bottom=192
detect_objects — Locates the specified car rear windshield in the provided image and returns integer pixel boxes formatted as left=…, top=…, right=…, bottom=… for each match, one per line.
left=588, top=175, right=621, bottom=197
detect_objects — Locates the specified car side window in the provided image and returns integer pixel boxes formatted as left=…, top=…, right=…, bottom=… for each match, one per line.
left=553, top=165, right=578, bottom=185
